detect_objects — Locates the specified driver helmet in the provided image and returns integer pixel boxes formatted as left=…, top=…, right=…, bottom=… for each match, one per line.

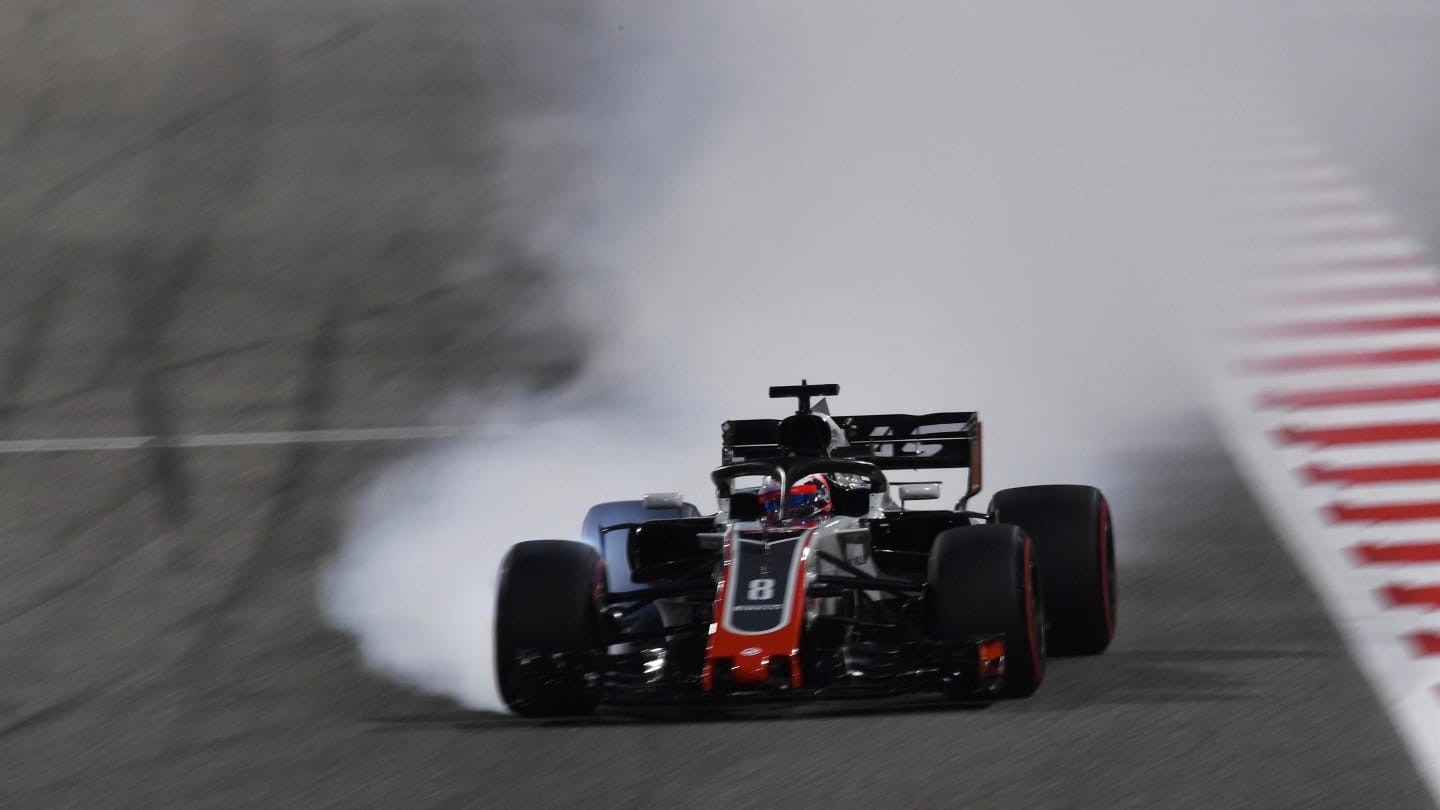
left=758, top=474, right=833, bottom=521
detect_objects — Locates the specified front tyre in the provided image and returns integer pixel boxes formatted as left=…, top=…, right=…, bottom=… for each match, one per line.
left=927, top=524, right=1045, bottom=698
left=494, top=540, right=604, bottom=717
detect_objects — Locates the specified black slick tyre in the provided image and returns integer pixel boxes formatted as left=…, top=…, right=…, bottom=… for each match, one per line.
left=989, top=484, right=1115, bottom=655
left=494, top=540, right=603, bottom=717
left=927, top=524, right=1045, bottom=698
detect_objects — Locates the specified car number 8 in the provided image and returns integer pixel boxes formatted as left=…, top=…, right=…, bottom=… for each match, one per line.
left=746, top=578, right=776, bottom=601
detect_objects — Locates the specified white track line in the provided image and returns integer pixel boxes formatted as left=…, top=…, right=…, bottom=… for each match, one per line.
left=0, top=426, right=488, bottom=454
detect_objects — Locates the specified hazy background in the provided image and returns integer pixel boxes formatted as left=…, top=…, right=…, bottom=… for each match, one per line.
left=2, top=1, right=1437, bottom=806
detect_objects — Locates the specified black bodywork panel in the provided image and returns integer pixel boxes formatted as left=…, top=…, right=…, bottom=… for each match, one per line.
left=723, top=412, right=978, bottom=469
left=625, top=517, right=719, bottom=584
left=865, top=510, right=971, bottom=577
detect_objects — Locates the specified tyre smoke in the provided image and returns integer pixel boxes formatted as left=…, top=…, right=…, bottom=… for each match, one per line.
left=320, top=1, right=1277, bottom=710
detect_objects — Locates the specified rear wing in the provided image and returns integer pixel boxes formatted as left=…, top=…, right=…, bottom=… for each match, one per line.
left=721, top=411, right=983, bottom=501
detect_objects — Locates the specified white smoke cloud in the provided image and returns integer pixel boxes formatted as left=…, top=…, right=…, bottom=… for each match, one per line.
left=320, top=1, right=1272, bottom=710
left=318, top=404, right=700, bottom=711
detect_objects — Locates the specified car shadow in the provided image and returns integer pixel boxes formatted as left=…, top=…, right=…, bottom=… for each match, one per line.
left=364, top=694, right=991, bottom=732
left=363, top=646, right=1325, bottom=731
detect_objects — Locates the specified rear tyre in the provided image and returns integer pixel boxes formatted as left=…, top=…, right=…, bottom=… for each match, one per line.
left=927, top=524, right=1045, bottom=698
left=494, top=540, right=603, bottom=717
left=989, top=485, right=1115, bottom=655
left=580, top=500, right=700, bottom=591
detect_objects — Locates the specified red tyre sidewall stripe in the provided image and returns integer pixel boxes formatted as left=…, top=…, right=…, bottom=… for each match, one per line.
left=1022, top=537, right=1043, bottom=679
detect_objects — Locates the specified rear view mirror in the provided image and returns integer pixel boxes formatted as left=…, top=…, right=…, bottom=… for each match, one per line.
left=643, top=492, right=686, bottom=510
left=836, top=488, right=871, bottom=517
left=897, top=482, right=940, bottom=507
left=727, top=492, right=764, bottom=521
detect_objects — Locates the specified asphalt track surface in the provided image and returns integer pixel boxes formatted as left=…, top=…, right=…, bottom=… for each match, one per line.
left=1, top=3, right=1436, bottom=808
